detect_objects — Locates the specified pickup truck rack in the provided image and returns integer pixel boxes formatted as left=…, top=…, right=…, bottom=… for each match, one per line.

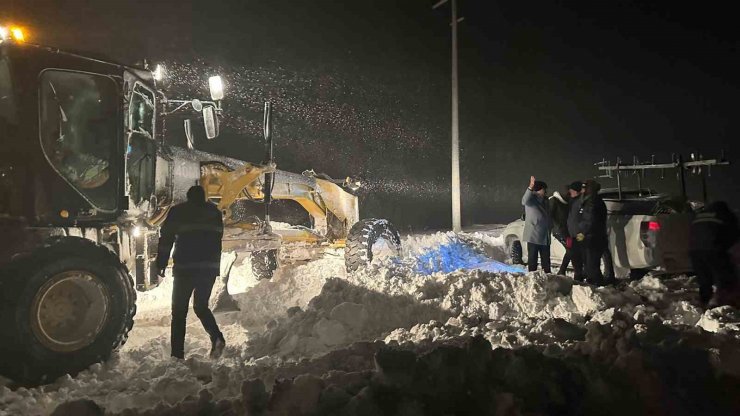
left=595, top=152, right=730, bottom=201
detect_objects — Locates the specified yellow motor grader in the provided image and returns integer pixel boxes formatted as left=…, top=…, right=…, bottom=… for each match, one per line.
left=0, top=28, right=401, bottom=384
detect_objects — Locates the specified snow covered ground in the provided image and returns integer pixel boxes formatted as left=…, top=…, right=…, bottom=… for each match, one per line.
left=2, top=226, right=740, bottom=415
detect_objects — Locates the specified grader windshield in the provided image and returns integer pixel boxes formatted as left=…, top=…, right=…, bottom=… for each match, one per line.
left=39, top=70, right=119, bottom=211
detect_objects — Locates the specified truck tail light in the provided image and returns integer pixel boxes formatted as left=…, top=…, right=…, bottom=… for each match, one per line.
left=640, top=220, right=660, bottom=247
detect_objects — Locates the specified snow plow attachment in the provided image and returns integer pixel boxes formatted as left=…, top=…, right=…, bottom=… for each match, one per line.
left=201, top=161, right=401, bottom=274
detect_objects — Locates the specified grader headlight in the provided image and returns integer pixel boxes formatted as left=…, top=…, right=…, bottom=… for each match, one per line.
left=208, top=75, right=224, bottom=101
left=153, top=64, right=165, bottom=81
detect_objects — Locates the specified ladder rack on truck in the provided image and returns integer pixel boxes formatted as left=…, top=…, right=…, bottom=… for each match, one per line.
left=595, top=153, right=730, bottom=201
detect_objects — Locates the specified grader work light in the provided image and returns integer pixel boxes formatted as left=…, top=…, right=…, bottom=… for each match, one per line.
left=153, top=64, right=165, bottom=81
left=0, top=25, right=26, bottom=42
left=11, top=27, right=24, bottom=42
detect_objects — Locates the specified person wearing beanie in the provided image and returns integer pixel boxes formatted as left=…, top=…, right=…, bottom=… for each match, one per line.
left=689, top=201, right=740, bottom=308
left=522, top=176, right=552, bottom=273
left=574, top=179, right=608, bottom=285
left=566, top=181, right=586, bottom=280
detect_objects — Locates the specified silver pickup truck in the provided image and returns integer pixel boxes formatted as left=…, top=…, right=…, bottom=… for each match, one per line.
left=502, top=189, right=695, bottom=278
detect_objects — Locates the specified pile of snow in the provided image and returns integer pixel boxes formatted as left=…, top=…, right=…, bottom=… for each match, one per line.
left=245, top=277, right=449, bottom=359
left=2, top=227, right=740, bottom=415
left=47, top=333, right=740, bottom=415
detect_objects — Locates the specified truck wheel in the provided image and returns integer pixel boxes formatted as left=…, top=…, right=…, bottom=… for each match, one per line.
left=509, top=240, right=524, bottom=265
left=345, top=219, right=402, bottom=272
left=251, top=249, right=278, bottom=280
left=2, top=237, right=135, bottom=385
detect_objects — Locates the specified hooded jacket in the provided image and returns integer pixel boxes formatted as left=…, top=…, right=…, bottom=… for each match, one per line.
left=549, top=191, right=569, bottom=238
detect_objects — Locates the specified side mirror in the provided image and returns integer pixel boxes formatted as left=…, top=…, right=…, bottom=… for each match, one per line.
left=203, top=106, right=219, bottom=139
left=184, top=119, right=195, bottom=149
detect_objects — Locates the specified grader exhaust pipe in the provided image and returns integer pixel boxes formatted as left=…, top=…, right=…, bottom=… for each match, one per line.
left=263, top=102, right=274, bottom=230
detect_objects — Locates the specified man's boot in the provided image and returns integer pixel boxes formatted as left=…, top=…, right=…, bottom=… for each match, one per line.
left=210, top=335, right=226, bottom=359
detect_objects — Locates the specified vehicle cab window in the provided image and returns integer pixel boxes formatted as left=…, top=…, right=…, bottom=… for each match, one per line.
left=39, top=70, right=118, bottom=212
left=130, top=83, right=154, bottom=138
left=126, top=82, right=156, bottom=205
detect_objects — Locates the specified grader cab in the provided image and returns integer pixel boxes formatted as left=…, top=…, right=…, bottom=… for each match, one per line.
left=0, top=28, right=401, bottom=384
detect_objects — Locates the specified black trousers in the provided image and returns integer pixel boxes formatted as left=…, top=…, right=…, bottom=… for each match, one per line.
left=570, top=240, right=585, bottom=281
left=527, top=243, right=552, bottom=273
left=584, top=240, right=607, bottom=285
left=690, top=250, right=738, bottom=305
left=602, top=249, right=615, bottom=280
left=558, top=236, right=613, bottom=281
left=554, top=234, right=572, bottom=275
left=171, top=268, right=223, bottom=358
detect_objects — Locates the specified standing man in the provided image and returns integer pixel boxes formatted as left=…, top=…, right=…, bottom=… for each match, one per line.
left=522, top=176, right=552, bottom=273
left=689, top=201, right=740, bottom=308
left=575, top=180, right=608, bottom=286
left=567, top=181, right=586, bottom=281
left=157, top=185, right=226, bottom=359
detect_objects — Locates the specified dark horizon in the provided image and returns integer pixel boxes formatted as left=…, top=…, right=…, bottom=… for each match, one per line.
left=3, top=0, right=737, bottom=229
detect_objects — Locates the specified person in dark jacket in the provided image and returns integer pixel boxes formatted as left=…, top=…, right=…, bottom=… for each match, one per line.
left=550, top=181, right=583, bottom=275
left=156, top=185, right=226, bottom=359
left=689, top=201, right=740, bottom=308
left=522, top=176, right=552, bottom=273
left=575, top=180, right=608, bottom=285
left=567, top=181, right=586, bottom=281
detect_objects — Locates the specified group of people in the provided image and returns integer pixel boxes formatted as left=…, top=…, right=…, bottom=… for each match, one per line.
left=522, top=175, right=740, bottom=307
left=522, top=175, right=614, bottom=286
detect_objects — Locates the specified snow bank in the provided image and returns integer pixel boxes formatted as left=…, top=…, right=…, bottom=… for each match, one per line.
left=245, top=277, right=449, bottom=359
left=3, top=230, right=740, bottom=415
left=52, top=334, right=740, bottom=416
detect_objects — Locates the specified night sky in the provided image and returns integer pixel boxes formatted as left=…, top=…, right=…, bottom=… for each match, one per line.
left=3, top=0, right=738, bottom=230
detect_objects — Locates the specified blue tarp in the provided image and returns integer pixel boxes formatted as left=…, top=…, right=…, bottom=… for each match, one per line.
left=412, top=239, right=525, bottom=275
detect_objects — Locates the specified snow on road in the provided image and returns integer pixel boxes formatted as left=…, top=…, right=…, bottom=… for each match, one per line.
left=2, top=226, right=740, bottom=415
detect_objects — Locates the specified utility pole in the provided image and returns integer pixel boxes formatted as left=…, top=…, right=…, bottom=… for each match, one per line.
left=433, top=0, right=463, bottom=232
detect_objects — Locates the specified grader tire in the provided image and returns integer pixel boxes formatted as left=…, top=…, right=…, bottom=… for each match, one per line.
left=345, top=219, right=402, bottom=272
left=0, top=237, right=136, bottom=385
left=251, top=249, right=279, bottom=280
